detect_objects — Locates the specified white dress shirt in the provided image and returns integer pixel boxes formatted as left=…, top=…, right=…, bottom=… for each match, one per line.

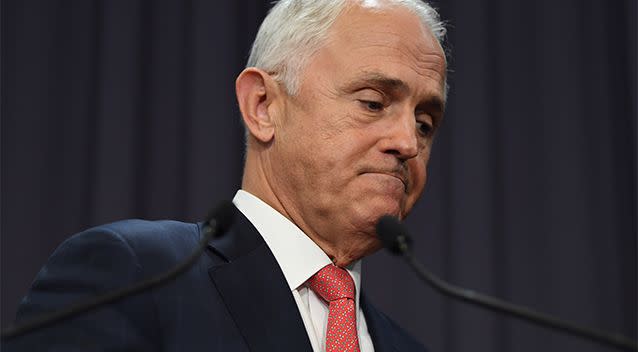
left=233, top=190, right=375, bottom=352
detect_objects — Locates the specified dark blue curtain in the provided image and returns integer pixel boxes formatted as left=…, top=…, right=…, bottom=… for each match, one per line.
left=2, top=1, right=636, bottom=351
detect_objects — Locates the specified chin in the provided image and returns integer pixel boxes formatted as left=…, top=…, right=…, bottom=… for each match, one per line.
left=375, top=195, right=404, bottom=216
left=352, top=197, right=403, bottom=228
left=358, top=235, right=383, bottom=257
left=349, top=228, right=384, bottom=259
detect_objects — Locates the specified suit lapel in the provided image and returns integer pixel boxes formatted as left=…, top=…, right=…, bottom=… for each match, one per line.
left=206, top=209, right=313, bottom=352
left=362, top=293, right=397, bottom=352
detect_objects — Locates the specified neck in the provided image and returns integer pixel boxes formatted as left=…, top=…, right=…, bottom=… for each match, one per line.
left=242, top=147, right=380, bottom=267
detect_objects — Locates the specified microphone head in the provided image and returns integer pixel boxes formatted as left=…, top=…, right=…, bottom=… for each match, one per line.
left=205, top=200, right=235, bottom=237
left=376, top=215, right=413, bottom=255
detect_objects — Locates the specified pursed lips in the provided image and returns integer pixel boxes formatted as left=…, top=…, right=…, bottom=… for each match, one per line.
left=359, top=168, right=409, bottom=193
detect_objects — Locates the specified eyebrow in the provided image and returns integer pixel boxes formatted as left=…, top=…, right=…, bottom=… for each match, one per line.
left=344, top=72, right=410, bottom=95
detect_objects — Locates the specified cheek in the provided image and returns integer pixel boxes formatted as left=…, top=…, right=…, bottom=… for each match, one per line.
left=404, top=157, right=428, bottom=210
left=412, top=164, right=427, bottom=194
left=315, top=118, right=377, bottom=171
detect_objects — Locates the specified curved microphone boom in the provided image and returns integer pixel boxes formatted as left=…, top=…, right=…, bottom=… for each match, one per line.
left=376, top=215, right=637, bottom=351
left=1, top=200, right=235, bottom=341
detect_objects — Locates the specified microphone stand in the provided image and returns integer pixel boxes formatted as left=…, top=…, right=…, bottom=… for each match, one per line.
left=381, top=217, right=638, bottom=351
left=403, top=251, right=637, bottom=351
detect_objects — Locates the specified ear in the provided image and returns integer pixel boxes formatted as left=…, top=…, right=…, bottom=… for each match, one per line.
left=235, top=68, right=283, bottom=144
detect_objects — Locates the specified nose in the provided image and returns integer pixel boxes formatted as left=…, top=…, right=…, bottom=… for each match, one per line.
left=379, top=111, right=419, bottom=160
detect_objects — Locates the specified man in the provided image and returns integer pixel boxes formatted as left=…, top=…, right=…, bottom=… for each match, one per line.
left=7, top=0, right=447, bottom=351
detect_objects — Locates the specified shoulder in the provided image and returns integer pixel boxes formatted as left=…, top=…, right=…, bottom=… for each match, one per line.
left=34, top=219, right=203, bottom=291
left=17, top=219, right=202, bottom=319
left=83, top=218, right=200, bottom=246
left=61, top=219, right=201, bottom=262
left=12, top=219, right=200, bottom=348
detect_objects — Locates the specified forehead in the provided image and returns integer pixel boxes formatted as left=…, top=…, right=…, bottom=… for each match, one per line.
left=299, top=3, right=447, bottom=100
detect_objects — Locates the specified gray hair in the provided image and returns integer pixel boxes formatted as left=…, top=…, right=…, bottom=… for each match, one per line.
left=247, top=0, right=447, bottom=95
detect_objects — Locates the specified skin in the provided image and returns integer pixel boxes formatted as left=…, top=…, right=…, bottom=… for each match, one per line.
left=236, top=3, right=447, bottom=267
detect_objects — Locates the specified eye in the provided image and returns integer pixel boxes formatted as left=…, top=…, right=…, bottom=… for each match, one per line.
left=359, top=100, right=385, bottom=112
left=416, top=120, right=434, bottom=136
left=354, top=89, right=387, bottom=113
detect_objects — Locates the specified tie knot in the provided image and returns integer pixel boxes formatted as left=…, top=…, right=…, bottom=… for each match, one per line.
left=307, top=264, right=355, bottom=302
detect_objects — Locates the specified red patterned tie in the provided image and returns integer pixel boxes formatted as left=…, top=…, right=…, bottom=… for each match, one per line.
left=307, top=264, right=361, bottom=352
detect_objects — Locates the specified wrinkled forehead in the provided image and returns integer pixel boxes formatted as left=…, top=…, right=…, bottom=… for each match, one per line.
left=315, top=3, right=447, bottom=95
left=325, top=3, right=446, bottom=72
left=347, top=0, right=445, bottom=50
left=338, top=4, right=438, bottom=47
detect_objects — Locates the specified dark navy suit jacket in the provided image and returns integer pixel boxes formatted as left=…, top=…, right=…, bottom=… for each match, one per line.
left=8, top=208, right=427, bottom=351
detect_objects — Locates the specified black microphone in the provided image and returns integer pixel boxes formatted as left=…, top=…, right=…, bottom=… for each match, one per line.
left=1, top=200, right=235, bottom=341
left=376, top=215, right=638, bottom=351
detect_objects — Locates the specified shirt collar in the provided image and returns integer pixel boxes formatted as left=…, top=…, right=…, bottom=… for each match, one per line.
left=232, top=190, right=362, bottom=294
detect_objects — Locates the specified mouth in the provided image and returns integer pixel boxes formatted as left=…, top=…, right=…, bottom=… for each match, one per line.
left=359, top=169, right=409, bottom=193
